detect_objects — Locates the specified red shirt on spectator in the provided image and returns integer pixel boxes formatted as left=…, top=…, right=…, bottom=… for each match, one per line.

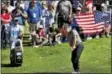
left=1, top=13, right=11, bottom=24
left=39, top=30, right=46, bottom=38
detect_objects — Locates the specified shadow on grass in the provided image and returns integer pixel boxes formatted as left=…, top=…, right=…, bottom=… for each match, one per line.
left=23, top=41, right=32, bottom=47
left=1, top=64, right=14, bottom=67
left=1, top=63, right=21, bottom=67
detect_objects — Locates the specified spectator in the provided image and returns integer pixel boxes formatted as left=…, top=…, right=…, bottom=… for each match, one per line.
left=10, top=0, right=15, bottom=6
left=12, top=2, right=27, bottom=34
left=48, top=3, right=55, bottom=27
left=48, top=26, right=57, bottom=45
left=1, top=2, right=6, bottom=10
left=18, top=0, right=25, bottom=10
left=33, top=25, right=48, bottom=48
left=56, top=0, right=72, bottom=28
left=9, top=18, right=23, bottom=51
left=41, top=1, right=49, bottom=32
left=5, top=1, right=15, bottom=13
left=27, top=1, right=41, bottom=46
left=36, top=0, right=42, bottom=13
left=52, top=1, right=59, bottom=14
left=1, top=8, right=12, bottom=48
left=50, top=23, right=62, bottom=44
left=101, top=4, right=111, bottom=37
left=94, top=5, right=111, bottom=38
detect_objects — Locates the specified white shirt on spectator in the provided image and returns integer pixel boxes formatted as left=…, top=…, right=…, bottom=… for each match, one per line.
left=7, top=5, right=15, bottom=13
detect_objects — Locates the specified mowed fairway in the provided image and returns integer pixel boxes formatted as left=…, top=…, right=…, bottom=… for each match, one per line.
left=1, top=37, right=111, bottom=74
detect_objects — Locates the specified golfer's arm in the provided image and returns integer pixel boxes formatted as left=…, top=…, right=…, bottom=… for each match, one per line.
left=70, top=35, right=76, bottom=50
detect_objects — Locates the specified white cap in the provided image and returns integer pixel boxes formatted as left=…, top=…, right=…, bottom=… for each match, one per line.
left=39, top=25, right=43, bottom=29
left=101, top=3, right=105, bottom=7
left=77, top=7, right=81, bottom=10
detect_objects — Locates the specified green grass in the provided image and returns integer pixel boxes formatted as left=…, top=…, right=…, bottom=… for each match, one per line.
left=1, top=37, right=111, bottom=74
left=1, top=23, right=111, bottom=74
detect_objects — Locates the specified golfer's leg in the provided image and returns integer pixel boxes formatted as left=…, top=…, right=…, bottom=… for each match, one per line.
left=76, top=44, right=84, bottom=59
left=75, top=44, right=84, bottom=71
left=71, top=49, right=78, bottom=71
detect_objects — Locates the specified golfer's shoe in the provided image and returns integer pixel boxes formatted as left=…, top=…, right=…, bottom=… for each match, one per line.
left=106, top=34, right=110, bottom=38
left=72, top=71, right=80, bottom=74
left=33, top=46, right=37, bottom=48
left=33, top=45, right=39, bottom=48
left=87, top=37, right=92, bottom=40
left=95, top=35, right=99, bottom=39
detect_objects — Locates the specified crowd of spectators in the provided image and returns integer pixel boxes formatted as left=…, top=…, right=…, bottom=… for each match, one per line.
left=1, top=0, right=111, bottom=49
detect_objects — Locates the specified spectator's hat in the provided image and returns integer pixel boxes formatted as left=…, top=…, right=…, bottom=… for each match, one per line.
left=101, top=3, right=105, bottom=7
left=39, top=25, right=43, bottom=29
left=77, top=7, right=81, bottom=11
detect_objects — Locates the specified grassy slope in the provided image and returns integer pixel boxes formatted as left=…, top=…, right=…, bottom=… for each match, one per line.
left=1, top=37, right=111, bottom=74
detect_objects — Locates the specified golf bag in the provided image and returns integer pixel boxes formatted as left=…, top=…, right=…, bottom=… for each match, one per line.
left=10, top=40, right=23, bottom=66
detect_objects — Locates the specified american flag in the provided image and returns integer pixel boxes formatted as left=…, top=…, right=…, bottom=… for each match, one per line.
left=75, top=0, right=104, bottom=34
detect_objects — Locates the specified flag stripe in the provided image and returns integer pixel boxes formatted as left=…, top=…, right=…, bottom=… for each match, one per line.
left=80, top=25, right=104, bottom=30
left=78, top=23, right=104, bottom=27
left=80, top=29, right=103, bottom=34
left=76, top=19, right=94, bottom=22
left=77, top=21, right=95, bottom=25
left=76, top=15, right=94, bottom=18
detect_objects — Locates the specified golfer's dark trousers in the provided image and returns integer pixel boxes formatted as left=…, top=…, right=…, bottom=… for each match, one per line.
left=71, top=43, right=84, bottom=72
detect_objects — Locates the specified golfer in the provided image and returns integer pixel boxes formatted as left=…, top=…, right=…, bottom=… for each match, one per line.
left=65, top=25, right=84, bottom=73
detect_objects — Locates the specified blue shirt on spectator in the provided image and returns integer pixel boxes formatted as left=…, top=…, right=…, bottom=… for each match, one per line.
left=27, top=6, right=41, bottom=24
left=10, top=24, right=21, bottom=39
left=71, top=15, right=78, bottom=29
left=37, top=1, right=42, bottom=17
